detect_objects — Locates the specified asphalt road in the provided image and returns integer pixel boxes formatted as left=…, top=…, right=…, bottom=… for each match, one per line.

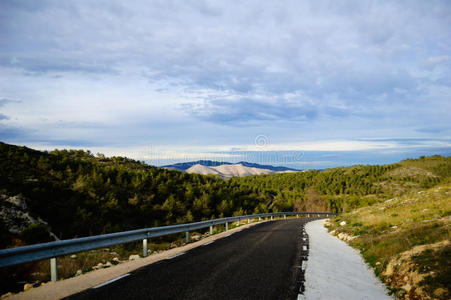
left=65, top=218, right=313, bottom=300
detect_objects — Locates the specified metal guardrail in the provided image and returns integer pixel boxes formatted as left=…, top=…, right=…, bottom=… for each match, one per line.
left=0, top=211, right=336, bottom=281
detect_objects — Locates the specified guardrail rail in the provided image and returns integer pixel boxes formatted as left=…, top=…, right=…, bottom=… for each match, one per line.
left=0, top=211, right=337, bottom=282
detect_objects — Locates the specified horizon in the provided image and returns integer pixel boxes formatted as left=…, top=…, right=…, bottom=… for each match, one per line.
left=1, top=1, right=450, bottom=169
left=4, top=141, right=449, bottom=171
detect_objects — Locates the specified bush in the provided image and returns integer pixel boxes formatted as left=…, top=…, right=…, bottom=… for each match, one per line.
left=20, top=223, right=53, bottom=245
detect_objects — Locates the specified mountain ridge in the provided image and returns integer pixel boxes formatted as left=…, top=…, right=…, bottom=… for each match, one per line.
left=162, top=160, right=299, bottom=172
left=185, top=163, right=277, bottom=178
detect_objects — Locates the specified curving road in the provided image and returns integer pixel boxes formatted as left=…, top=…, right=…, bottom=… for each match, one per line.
left=65, top=218, right=313, bottom=300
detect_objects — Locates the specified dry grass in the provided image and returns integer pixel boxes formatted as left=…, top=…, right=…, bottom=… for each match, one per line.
left=328, top=183, right=451, bottom=299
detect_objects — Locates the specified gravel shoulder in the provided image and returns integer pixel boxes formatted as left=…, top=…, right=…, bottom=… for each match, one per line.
left=303, top=219, right=393, bottom=300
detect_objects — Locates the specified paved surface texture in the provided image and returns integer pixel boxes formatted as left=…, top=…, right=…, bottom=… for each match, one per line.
left=303, top=220, right=392, bottom=300
left=65, top=219, right=311, bottom=300
left=8, top=220, right=264, bottom=300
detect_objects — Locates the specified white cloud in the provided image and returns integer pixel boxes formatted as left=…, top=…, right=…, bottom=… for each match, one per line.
left=0, top=0, right=450, bottom=165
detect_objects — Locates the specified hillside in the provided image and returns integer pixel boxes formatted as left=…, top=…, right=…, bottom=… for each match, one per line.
left=231, top=155, right=451, bottom=212
left=0, top=142, right=450, bottom=297
left=0, top=142, right=269, bottom=250
left=1, top=142, right=449, bottom=251
left=327, top=183, right=451, bottom=299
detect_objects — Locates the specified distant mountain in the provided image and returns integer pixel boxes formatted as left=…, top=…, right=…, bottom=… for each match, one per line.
left=185, top=163, right=277, bottom=179
left=162, top=160, right=299, bottom=172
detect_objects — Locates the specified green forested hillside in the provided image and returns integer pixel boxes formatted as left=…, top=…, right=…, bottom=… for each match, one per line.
left=0, top=143, right=268, bottom=248
left=231, top=155, right=450, bottom=213
left=1, top=142, right=450, bottom=249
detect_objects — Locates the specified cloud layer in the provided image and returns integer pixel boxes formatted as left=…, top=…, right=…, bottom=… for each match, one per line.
left=0, top=0, right=450, bottom=166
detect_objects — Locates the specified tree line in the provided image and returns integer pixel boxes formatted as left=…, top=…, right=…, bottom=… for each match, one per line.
left=1, top=142, right=449, bottom=248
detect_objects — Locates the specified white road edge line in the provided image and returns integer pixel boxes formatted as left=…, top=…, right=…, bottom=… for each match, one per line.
left=167, top=252, right=185, bottom=259
left=92, top=273, right=130, bottom=289
left=202, top=241, right=215, bottom=246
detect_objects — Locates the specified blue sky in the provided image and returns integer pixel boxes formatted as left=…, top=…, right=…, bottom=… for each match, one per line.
left=1, top=0, right=450, bottom=169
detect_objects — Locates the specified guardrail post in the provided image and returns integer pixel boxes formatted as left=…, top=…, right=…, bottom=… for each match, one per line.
left=284, top=214, right=286, bottom=219
left=308, top=214, right=310, bottom=218
left=142, top=238, right=148, bottom=257
left=50, top=257, right=58, bottom=282
left=247, top=218, right=250, bottom=224
left=238, top=219, right=240, bottom=226
left=296, top=214, right=299, bottom=218
left=225, top=222, right=229, bottom=231
left=271, top=215, right=273, bottom=220
left=186, top=231, right=190, bottom=243
left=210, top=225, right=213, bottom=235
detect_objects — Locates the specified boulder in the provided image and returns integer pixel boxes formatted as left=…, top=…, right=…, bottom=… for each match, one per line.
left=191, top=234, right=201, bottom=241
left=129, top=254, right=140, bottom=261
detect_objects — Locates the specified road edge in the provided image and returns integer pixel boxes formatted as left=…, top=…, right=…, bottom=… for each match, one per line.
left=6, top=220, right=269, bottom=300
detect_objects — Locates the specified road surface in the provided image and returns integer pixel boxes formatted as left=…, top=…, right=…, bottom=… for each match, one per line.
left=65, top=218, right=312, bottom=300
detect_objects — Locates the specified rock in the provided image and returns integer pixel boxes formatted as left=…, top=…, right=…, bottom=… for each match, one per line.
left=375, top=262, right=381, bottom=266
left=129, top=254, right=140, bottom=261
left=23, top=283, right=33, bottom=291
left=337, top=232, right=355, bottom=242
left=191, top=234, right=201, bottom=241
left=6, top=195, right=28, bottom=210
left=110, top=252, right=118, bottom=256
left=402, top=283, right=411, bottom=292
left=105, top=261, right=112, bottom=267
left=75, top=270, right=82, bottom=276
left=1, top=292, right=13, bottom=298
left=112, top=257, right=120, bottom=262
left=70, top=254, right=77, bottom=259
left=339, top=221, right=346, bottom=226
left=169, top=243, right=177, bottom=249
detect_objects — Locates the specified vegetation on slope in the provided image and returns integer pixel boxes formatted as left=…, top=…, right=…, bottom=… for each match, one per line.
left=326, top=183, right=451, bottom=299
left=1, top=141, right=449, bottom=250
left=0, top=141, right=450, bottom=297
left=0, top=142, right=269, bottom=248
left=231, top=155, right=450, bottom=212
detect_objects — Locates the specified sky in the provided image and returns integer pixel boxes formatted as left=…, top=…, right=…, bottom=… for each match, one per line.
left=1, top=0, right=450, bottom=169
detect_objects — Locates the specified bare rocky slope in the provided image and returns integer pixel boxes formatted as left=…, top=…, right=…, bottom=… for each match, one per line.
left=185, top=163, right=278, bottom=178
